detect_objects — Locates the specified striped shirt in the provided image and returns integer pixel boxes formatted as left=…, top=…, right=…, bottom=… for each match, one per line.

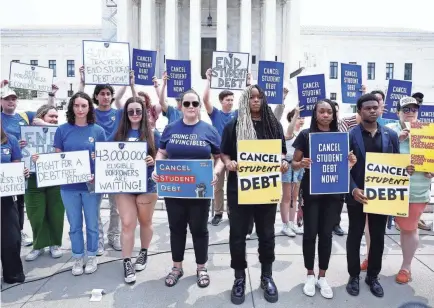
left=338, top=115, right=358, bottom=132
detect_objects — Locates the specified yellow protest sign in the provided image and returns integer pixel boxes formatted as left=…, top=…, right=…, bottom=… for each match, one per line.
left=364, top=153, right=410, bottom=217
left=410, top=122, right=434, bottom=172
left=237, top=139, right=282, bottom=205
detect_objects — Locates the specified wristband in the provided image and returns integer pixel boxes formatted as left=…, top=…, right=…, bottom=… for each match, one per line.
left=48, top=93, right=55, bottom=97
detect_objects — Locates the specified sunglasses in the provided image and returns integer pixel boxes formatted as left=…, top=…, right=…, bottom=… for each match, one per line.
left=127, top=109, right=143, bottom=116
left=182, top=101, right=200, bottom=108
left=402, top=107, right=418, bottom=114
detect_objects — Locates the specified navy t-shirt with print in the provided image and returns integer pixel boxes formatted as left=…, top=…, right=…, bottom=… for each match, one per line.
left=1, top=111, right=36, bottom=139
left=53, top=123, right=106, bottom=191
left=95, top=108, right=123, bottom=137
left=162, top=106, right=182, bottom=124
left=1, top=134, right=22, bottom=163
left=160, top=119, right=221, bottom=159
left=209, top=107, right=237, bottom=136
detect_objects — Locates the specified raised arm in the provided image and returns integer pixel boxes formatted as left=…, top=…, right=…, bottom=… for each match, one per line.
left=153, top=76, right=160, bottom=99
left=78, top=65, right=85, bottom=92
left=285, top=106, right=300, bottom=139
left=114, top=71, right=135, bottom=109
left=203, top=68, right=214, bottom=115
left=158, top=71, right=169, bottom=113
left=47, top=84, right=59, bottom=106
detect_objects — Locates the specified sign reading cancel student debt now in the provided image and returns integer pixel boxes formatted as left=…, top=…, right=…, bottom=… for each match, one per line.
left=257, top=61, right=284, bottom=104
left=21, top=126, right=57, bottom=172
left=35, top=151, right=92, bottom=188
left=341, top=63, right=362, bottom=104
left=0, top=162, right=25, bottom=197
left=9, top=62, right=53, bottom=92
left=364, top=153, right=410, bottom=217
left=410, top=122, right=434, bottom=172
left=94, top=142, right=148, bottom=193
left=82, top=40, right=130, bottom=86
left=166, top=59, right=192, bottom=98
left=132, top=49, right=157, bottom=86
left=297, top=74, right=326, bottom=117
left=237, top=140, right=282, bottom=204
left=383, top=79, right=412, bottom=120
left=211, top=51, right=249, bottom=90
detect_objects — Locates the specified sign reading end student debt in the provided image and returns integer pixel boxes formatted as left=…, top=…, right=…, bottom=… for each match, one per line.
left=156, top=160, right=214, bottom=199
left=9, top=62, right=53, bottom=92
left=410, top=122, right=434, bottom=172
left=35, top=151, right=92, bottom=188
left=82, top=40, right=130, bottom=86
left=237, top=140, right=282, bottom=204
left=95, top=142, right=148, bottom=193
left=132, top=49, right=157, bottom=86
left=257, top=61, right=284, bottom=104
left=211, top=51, right=249, bottom=90
left=21, top=126, right=57, bottom=172
left=364, top=153, right=410, bottom=217
left=0, top=162, right=25, bottom=197
left=309, top=132, right=349, bottom=194
left=297, top=74, right=326, bottom=117
left=383, top=79, right=412, bottom=120
left=166, top=60, right=191, bottom=98
left=341, top=63, right=362, bottom=104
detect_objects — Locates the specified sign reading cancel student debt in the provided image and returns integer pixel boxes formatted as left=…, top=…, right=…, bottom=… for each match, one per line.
left=211, top=51, right=249, bottom=90
left=94, top=142, right=148, bottom=193
left=166, top=59, right=191, bottom=98
left=156, top=160, right=214, bottom=199
left=364, top=153, right=410, bottom=217
left=297, top=74, right=326, bottom=117
left=410, top=122, right=434, bottom=172
left=383, top=79, right=412, bottom=120
left=9, top=62, right=53, bottom=92
left=35, top=151, right=92, bottom=188
left=0, top=162, right=25, bottom=197
left=237, top=140, right=282, bottom=204
left=21, top=126, right=57, bottom=172
left=132, top=49, right=157, bottom=86
left=341, top=63, right=362, bottom=104
left=82, top=40, right=130, bottom=86
left=309, top=132, right=349, bottom=194
left=419, top=105, right=434, bottom=123
left=257, top=61, right=284, bottom=104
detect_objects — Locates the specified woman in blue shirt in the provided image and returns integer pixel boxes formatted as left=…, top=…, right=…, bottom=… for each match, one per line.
left=152, top=90, right=221, bottom=288
left=109, top=97, right=160, bottom=284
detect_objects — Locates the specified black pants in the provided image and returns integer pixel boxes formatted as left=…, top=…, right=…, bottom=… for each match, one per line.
left=16, top=194, right=25, bottom=230
left=165, top=198, right=210, bottom=264
left=1, top=197, right=24, bottom=279
left=347, top=202, right=388, bottom=277
left=302, top=196, right=340, bottom=270
left=228, top=191, right=277, bottom=270
left=335, top=195, right=345, bottom=226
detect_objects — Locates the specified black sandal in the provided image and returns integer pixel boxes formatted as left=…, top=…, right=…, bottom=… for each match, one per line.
left=197, top=268, right=210, bottom=288
left=165, top=267, right=183, bottom=287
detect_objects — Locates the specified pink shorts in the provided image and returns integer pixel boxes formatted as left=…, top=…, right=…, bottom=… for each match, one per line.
left=395, top=203, right=427, bottom=231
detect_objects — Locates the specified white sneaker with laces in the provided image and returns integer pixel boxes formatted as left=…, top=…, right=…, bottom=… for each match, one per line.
left=316, top=277, right=333, bottom=299
left=72, top=258, right=84, bottom=276
left=85, top=256, right=98, bottom=274
left=50, top=246, right=63, bottom=258
left=303, top=275, right=316, bottom=297
left=281, top=223, right=296, bottom=237
left=97, top=241, right=105, bottom=256
left=108, top=234, right=121, bottom=251
left=25, top=249, right=42, bottom=261
left=21, top=232, right=33, bottom=247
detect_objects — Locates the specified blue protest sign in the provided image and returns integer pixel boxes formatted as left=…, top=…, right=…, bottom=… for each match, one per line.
left=419, top=104, right=434, bottom=123
left=156, top=159, right=214, bottom=199
left=309, top=132, right=349, bottom=194
left=341, top=63, right=362, bottom=104
left=132, top=49, right=157, bottom=86
left=257, top=61, right=284, bottom=104
left=297, top=74, right=326, bottom=117
left=166, top=60, right=192, bottom=98
left=383, top=79, right=412, bottom=120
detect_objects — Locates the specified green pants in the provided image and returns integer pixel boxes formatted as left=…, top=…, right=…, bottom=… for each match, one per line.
left=25, top=174, right=65, bottom=250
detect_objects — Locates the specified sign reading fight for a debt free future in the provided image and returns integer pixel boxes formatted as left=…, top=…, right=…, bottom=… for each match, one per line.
left=419, top=105, right=434, bottom=123
left=156, top=160, right=214, bottom=199
left=20, top=126, right=57, bottom=172
left=309, top=132, right=350, bottom=194
left=82, top=40, right=130, bottom=86
left=166, top=59, right=192, bottom=98
left=383, top=79, right=412, bottom=120
left=132, top=49, right=157, bottom=86
left=211, top=51, right=249, bottom=90
left=237, top=140, right=282, bottom=204
left=297, top=74, right=326, bottom=117
left=257, top=61, right=284, bottom=104
left=341, top=63, right=362, bottom=104
left=410, top=122, right=434, bottom=172
left=364, top=153, right=410, bottom=217
left=0, top=162, right=25, bottom=197
left=9, top=62, right=53, bottom=92
left=35, top=151, right=92, bottom=188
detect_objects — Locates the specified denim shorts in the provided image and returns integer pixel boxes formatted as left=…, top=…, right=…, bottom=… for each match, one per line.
left=282, top=166, right=304, bottom=183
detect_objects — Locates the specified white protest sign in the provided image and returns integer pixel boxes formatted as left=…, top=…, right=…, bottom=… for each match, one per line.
left=82, top=40, right=131, bottom=86
left=35, top=151, right=92, bottom=188
left=9, top=62, right=53, bottom=92
left=95, top=142, right=148, bottom=193
left=0, top=162, right=25, bottom=197
left=21, top=126, right=57, bottom=172
left=210, top=51, right=249, bottom=90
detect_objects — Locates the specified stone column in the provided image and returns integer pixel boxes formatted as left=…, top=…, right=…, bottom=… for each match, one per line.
left=165, top=0, right=177, bottom=59
left=140, top=0, right=154, bottom=49
left=263, top=0, right=276, bottom=60
left=116, top=0, right=131, bottom=42
left=239, top=0, right=252, bottom=54
left=217, top=0, right=227, bottom=51
left=190, top=0, right=202, bottom=81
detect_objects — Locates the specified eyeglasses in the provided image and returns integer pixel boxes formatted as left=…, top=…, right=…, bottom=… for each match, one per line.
left=127, top=109, right=143, bottom=116
left=402, top=107, right=418, bottom=114
left=182, top=101, right=200, bottom=108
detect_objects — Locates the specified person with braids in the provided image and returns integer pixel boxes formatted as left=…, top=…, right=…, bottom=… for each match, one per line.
left=108, top=97, right=160, bottom=284
left=219, top=85, right=289, bottom=305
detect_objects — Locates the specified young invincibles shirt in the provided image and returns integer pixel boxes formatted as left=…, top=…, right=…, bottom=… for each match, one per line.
left=1, top=134, right=22, bottom=163
left=209, top=107, right=237, bottom=136
left=95, top=108, right=123, bottom=137
left=1, top=111, right=36, bottom=139
left=162, top=106, right=183, bottom=124
left=53, top=123, right=106, bottom=191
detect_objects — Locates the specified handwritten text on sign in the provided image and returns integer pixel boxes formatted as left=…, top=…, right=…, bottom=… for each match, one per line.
left=297, top=74, right=326, bottom=117
left=94, top=142, right=148, bottom=193
left=257, top=61, right=284, bottom=104
left=9, top=62, right=53, bottom=92
left=0, top=162, right=25, bottom=197
left=132, top=49, right=157, bottom=86
left=410, top=122, right=434, bottom=172
left=83, top=40, right=130, bottom=85
left=35, top=151, right=92, bottom=188
left=21, top=126, right=57, bottom=172
left=383, top=79, right=412, bottom=120
left=211, top=51, right=249, bottom=90
left=166, top=59, right=192, bottom=98
left=341, top=64, right=362, bottom=104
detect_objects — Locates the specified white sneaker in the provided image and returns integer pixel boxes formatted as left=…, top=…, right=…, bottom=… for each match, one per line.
left=316, top=277, right=333, bottom=299
left=72, top=258, right=84, bottom=276
left=108, top=234, right=122, bottom=251
left=25, top=249, right=43, bottom=261
left=97, top=241, right=105, bottom=256
left=303, top=275, right=316, bottom=297
left=246, top=233, right=251, bottom=240
left=50, top=246, right=63, bottom=258
left=296, top=225, right=304, bottom=235
left=281, top=223, right=296, bottom=237
left=21, top=232, right=33, bottom=247
left=85, top=256, right=98, bottom=274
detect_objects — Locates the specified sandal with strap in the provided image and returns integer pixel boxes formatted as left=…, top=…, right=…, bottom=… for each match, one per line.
left=197, top=268, right=210, bottom=288
left=165, top=267, right=184, bottom=287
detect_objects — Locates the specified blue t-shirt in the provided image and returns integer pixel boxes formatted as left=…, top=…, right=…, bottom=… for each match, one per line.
left=53, top=123, right=106, bottom=191
left=1, top=134, right=22, bottom=163
left=377, top=117, right=396, bottom=126
left=1, top=111, right=36, bottom=140
left=95, top=108, right=123, bottom=137
left=162, top=106, right=182, bottom=124
left=160, top=119, right=221, bottom=159
left=209, top=107, right=237, bottom=136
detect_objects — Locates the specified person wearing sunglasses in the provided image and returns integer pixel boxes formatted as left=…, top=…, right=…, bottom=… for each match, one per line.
left=152, top=89, right=221, bottom=288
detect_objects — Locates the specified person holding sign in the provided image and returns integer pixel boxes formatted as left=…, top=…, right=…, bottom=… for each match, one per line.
left=152, top=89, right=221, bottom=288
left=158, top=71, right=183, bottom=124
left=292, top=100, right=356, bottom=299
left=108, top=96, right=160, bottom=284
left=220, top=85, right=288, bottom=305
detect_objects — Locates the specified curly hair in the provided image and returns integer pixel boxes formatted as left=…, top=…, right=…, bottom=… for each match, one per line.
left=66, top=92, right=96, bottom=125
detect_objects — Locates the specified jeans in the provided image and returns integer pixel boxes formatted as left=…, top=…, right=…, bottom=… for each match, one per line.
left=98, top=194, right=120, bottom=242
left=60, top=190, right=101, bottom=258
